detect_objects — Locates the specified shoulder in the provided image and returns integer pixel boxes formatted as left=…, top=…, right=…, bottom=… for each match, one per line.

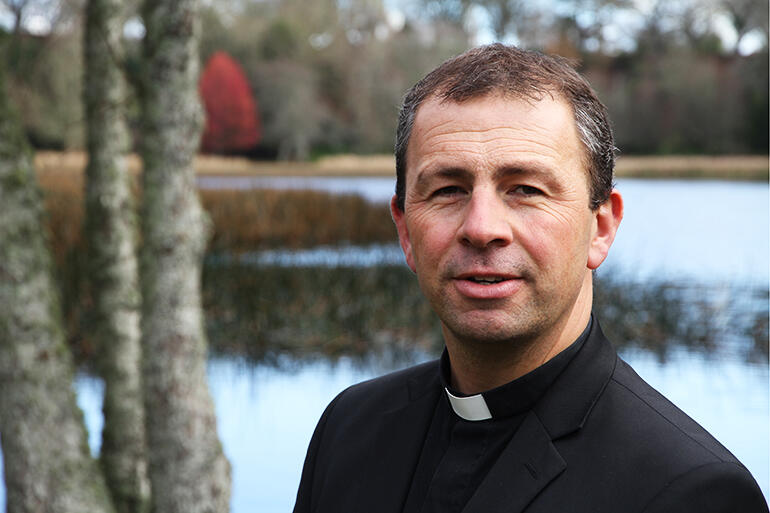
left=307, top=359, right=439, bottom=443
left=607, top=357, right=741, bottom=465
left=327, top=358, right=439, bottom=418
left=639, top=460, right=769, bottom=513
left=293, top=360, right=438, bottom=505
left=294, top=359, right=443, bottom=512
left=576, top=356, right=767, bottom=511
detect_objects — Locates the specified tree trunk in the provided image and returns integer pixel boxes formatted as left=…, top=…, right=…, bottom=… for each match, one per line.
left=0, top=69, right=115, bottom=513
left=138, top=1, right=231, bottom=512
left=83, top=0, right=151, bottom=512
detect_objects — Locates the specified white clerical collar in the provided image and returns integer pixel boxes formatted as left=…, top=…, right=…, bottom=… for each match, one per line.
left=444, top=388, right=492, bottom=421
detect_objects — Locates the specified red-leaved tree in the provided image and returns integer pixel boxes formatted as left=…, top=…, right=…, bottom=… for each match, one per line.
left=199, top=51, right=261, bottom=154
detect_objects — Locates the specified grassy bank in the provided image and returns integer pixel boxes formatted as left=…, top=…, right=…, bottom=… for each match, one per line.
left=35, top=151, right=769, bottom=180
left=614, top=155, right=769, bottom=180
left=203, top=189, right=394, bottom=252
left=36, top=163, right=396, bottom=267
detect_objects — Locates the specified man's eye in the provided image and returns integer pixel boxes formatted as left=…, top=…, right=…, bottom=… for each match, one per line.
left=512, top=185, right=542, bottom=196
left=434, top=186, right=464, bottom=197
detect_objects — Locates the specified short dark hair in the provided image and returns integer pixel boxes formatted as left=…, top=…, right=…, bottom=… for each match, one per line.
left=394, top=43, right=615, bottom=211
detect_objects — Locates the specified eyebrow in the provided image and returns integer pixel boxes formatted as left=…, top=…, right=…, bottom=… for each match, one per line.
left=494, top=163, right=556, bottom=181
left=415, top=162, right=556, bottom=188
left=414, top=167, right=474, bottom=189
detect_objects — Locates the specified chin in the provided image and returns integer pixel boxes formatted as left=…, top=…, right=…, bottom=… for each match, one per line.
left=443, top=314, right=545, bottom=346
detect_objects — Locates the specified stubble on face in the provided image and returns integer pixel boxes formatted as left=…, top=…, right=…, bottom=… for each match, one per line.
left=428, top=251, right=586, bottom=350
left=398, top=93, right=596, bottom=359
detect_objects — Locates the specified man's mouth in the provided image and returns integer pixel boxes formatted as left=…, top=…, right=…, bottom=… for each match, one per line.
left=467, top=276, right=507, bottom=285
left=452, top=272, right=522, bottom=299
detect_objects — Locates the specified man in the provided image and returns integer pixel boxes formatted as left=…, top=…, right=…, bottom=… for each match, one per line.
left=293, top=44, right=767, bottom=513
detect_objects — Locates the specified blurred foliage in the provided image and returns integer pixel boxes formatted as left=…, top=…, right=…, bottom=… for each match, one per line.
left=1, top=0, right=768, bottom=157
left=1, top=29, right=84, bottom=149
left=589, top=50, right=769, bottom=154
left=199, top=51, right=262, bottom=154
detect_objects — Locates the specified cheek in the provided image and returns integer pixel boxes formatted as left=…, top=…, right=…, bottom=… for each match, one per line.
left=516, top=209, right=591, bottom=266
left=408, top=214, right=457, bottom=263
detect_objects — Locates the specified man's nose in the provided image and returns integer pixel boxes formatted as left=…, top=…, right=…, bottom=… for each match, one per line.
left=458, top=189, right=513, bottom=248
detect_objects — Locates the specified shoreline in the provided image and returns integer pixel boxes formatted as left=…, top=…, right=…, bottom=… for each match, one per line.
left=34, top=151, right=769, bottom=181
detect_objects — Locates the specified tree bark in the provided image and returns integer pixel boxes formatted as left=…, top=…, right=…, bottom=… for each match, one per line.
left=138, top=1, right=231, bottom=512
left=83, top=0, right=151, bottom=512
left=0, top=69, right=115, bottom=513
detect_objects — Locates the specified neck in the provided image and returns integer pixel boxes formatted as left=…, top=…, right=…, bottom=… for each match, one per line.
left=446, top=273, right=593, bottom=395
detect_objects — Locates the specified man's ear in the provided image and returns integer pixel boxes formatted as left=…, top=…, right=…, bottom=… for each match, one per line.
left=587, top=189, right=623, bottom=270
left=390, top=195, right=417, bottom=273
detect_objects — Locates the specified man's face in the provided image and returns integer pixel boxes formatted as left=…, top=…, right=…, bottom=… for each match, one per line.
left=391, top=93, right=619, bottom=348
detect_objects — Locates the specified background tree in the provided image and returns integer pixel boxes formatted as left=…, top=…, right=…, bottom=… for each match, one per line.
left=1, top=0, right=85, bottom=148
left=83, top=0, right=150, bottom=511
left=2, top=0, right=768, bottom=157
left=721, top=0, right=769, bottom=54
left=252, top=60, right=323, bottom=160
left=199, top=51, right=261, bottom=154
left=0, top=65, right=114, bottom=513
left=138, top=0, right=231, bottom=511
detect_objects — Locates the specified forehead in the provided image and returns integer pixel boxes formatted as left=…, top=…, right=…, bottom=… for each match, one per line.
left=406, top=93, right=586, bottom=181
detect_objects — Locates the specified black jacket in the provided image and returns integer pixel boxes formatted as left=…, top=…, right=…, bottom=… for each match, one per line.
left=294, top=318, right=768, bottom=513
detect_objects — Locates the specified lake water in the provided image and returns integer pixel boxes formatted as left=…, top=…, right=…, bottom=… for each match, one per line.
left=1, top=178, right=768, bottom=510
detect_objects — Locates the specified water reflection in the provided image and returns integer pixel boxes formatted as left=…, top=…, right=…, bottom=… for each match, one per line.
left=209, top=243, right=405, bottom=268
left=202, top=259, right=768, bottom=366
left=594, top=270, right=769, bottom=363
left=203, top=260, right=440, bottom=369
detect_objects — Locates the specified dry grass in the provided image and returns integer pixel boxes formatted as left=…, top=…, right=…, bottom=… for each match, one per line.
left=34, top=155, right=396, bottom=266
left=35, top=150, right=768, bottom=180
left=35, top=151, right=394, bottom=177
left=202, top=189, right=394, bottom=252
left=615, top=155, right=768, bottom=180
left=36, top=163, right=85, bottom=267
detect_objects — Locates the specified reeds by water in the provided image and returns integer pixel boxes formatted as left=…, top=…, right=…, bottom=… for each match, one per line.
left=36, top=166, right=395, bottom=265
left=202, top=189, right=394, bottom=252
left=202, top=263, right=441, bottom=366
left=199, top=262, right=768, bottom=367
left=33, top=162, right=769, bottom=367
left=35, top=164, right=400, bottom=362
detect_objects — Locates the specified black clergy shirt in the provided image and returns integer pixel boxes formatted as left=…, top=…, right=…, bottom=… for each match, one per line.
left=402, top=322, right=591, bottom=513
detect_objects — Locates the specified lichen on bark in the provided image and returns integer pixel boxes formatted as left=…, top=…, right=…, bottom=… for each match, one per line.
left=0, top=68, right=115, bottom=513
left=83, top=0, right=151, bottom=511
left=138, top=1, right=231, bottom=512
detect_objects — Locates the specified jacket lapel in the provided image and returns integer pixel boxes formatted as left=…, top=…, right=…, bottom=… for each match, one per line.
left=461, top=317, right=617, bottom=513
left=461, top=411, right=566, bottom=513
left=533, top=318, right=617, bottom=439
